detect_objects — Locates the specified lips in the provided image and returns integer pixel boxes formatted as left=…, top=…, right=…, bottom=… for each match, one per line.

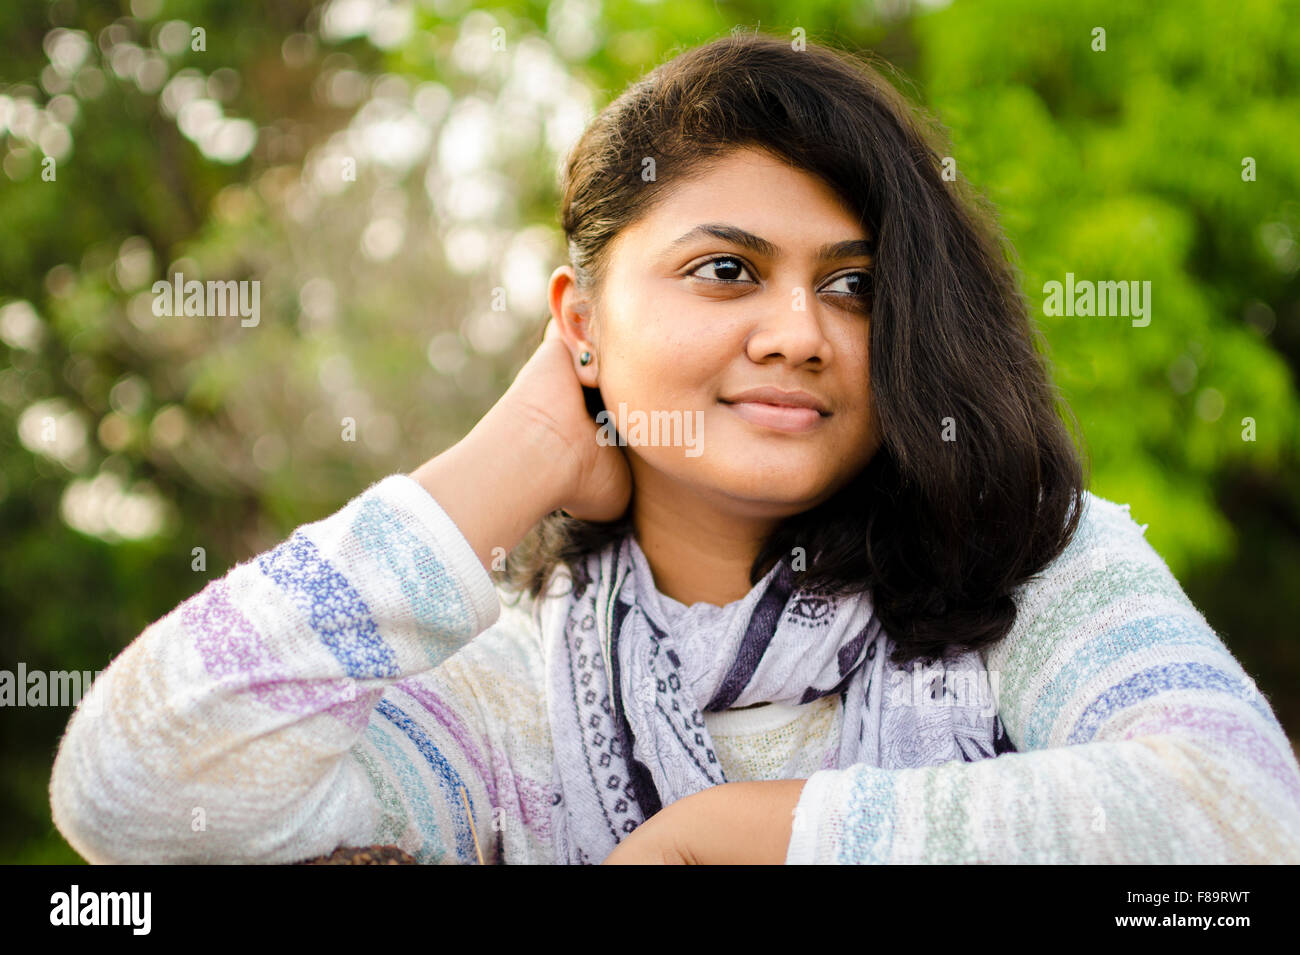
left=723, top=400, right=825, bottom=433
left=719, top=386, right=831, bottom=415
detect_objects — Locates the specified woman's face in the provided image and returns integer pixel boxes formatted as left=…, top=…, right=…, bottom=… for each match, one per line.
left=570, top=146, right=881, bottom=520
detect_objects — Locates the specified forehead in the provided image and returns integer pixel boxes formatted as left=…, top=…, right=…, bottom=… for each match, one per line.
left=619, top=147, right=869, bottom=253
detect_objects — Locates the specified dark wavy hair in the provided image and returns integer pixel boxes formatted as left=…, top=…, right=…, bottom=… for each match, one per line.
left=498, top=30, right=1088, bottom=668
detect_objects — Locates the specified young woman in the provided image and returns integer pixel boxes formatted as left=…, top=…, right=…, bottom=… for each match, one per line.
left=50, top=32, right=1300, bottom=865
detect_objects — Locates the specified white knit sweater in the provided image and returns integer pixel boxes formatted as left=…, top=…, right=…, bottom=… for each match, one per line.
left=48, top=473, right=1300, bottom=863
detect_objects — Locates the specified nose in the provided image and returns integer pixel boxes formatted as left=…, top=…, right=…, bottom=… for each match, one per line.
left=744, top=289, right=833, bottom=367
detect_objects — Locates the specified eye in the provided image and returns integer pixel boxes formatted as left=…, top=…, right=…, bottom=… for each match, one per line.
left=686, top=257, right=874, bottom=307
left=687, top=255, right=756, bottom=284
left=822, top=271, right=874, bottom=299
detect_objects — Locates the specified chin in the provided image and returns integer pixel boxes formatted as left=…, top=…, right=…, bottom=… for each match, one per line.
left=710, top=472, right=834, bottom=512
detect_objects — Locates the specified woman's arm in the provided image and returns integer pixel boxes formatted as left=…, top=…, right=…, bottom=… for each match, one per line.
left=784, top=494, right=1300, bottom=864
left=46, top=459, right=556, bottom=864
left=48, top=318, right=628, bottom=864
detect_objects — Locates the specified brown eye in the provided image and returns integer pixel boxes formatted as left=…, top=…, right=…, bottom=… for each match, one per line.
left=823, top=271, right=873, bottom=298
left=689, top=256, right=755, bottom=283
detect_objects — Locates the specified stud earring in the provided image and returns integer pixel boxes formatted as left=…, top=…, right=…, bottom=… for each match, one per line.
left=579, top=350, right=592, bottom=366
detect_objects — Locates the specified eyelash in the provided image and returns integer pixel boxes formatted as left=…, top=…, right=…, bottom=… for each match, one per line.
left=687, top=255, right=874, bottom=300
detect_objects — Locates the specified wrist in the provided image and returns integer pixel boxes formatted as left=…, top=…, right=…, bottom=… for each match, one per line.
left=408, top=410, right=571, bottom=572
left=471, top=400, right=577, bottom=514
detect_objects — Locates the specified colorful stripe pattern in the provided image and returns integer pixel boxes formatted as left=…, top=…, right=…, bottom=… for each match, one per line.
left=786, top=496, right=1300, bottom=863
left=49, top=476, right=1300, bottom=864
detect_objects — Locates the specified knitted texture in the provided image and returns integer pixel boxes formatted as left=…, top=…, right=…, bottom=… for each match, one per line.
left=704, top=697, right=843, bottom=781
left=49, top=473, right=1300, bottom=864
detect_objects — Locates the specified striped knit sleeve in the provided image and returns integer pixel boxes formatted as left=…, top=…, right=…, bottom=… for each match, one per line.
left=49, top=473, right=508, bottom=864
left=785, top=492, right=1300, bottom=864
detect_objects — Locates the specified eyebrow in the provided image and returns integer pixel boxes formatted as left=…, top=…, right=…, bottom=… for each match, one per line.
left=663, top=223, right=875, bottom=263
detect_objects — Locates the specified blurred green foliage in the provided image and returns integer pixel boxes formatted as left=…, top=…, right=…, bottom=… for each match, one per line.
left=2, top=0, right=1297, bottom=863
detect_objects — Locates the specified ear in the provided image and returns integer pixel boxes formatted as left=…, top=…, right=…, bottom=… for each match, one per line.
left=547, top=264, right=599, bottom=387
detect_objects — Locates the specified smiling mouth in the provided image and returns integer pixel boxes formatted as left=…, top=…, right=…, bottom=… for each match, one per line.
left=718, top=399, right=830, bottom=433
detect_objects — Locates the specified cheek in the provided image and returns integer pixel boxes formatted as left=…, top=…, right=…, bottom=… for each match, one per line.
left=834, top=329, right=874, bottom=415
left=601, top=337, right=726, bottom=412
left=840, top=322, right=872, bottom=372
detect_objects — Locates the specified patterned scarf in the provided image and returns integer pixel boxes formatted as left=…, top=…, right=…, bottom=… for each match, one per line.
left=536, top=532, right=1015, bottom=864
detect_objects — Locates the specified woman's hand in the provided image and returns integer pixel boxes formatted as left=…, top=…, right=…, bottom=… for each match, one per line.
left=495, top=317, right=632, bottom=523
left=600, top=780, right=808, bottom=865
left=409, top=317, right=631, bottom=571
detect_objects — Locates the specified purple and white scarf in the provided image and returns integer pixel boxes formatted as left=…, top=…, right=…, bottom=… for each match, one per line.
left=535, top=533, right=1014, bottom=864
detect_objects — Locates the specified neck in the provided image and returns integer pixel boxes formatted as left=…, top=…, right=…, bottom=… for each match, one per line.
left=629, top=472, right=784, bottom=608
